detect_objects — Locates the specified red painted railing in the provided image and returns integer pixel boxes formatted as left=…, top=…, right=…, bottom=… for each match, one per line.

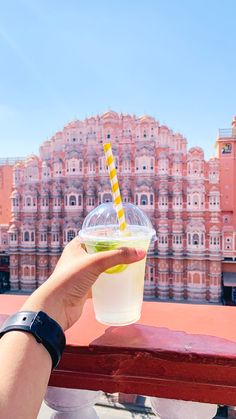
left=1, top=295, right=236, bottom=405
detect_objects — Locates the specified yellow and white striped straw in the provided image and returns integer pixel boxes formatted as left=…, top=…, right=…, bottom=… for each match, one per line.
left=103, top=143, right=126, bottom=232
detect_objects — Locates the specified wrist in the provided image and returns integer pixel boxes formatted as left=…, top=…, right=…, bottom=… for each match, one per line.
left=0, top=311, right=66, bottom=369
left=21, top=285, right=68, bottom=331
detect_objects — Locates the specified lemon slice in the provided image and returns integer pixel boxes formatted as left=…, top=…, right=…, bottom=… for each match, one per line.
left=94, top=241, right=128, bottom=275
left=105, top=264, right=127, bottom=274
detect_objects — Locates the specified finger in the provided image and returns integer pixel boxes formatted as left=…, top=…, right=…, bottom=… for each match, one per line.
left=64, top=237, right=87, bottom=255
left=90, top=247, right=146, bottom=275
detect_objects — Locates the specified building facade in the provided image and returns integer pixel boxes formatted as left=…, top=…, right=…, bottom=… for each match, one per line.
left=8, top=111, right=222, bottom=302
left=0, top=157, right=25, bottom=291
left=216, top=116, right=236, bottom=303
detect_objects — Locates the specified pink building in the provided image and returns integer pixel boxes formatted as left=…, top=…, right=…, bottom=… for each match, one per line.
left=8, top=111, right=222, bottom=302
left=216, top=116, right=236, bottom=302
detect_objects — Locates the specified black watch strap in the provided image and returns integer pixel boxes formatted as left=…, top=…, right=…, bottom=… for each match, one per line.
left=0, top=311, right=66, bottom=369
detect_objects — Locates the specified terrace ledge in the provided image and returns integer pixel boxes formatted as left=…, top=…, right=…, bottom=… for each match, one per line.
left=0, top=295, right=236, bottom=408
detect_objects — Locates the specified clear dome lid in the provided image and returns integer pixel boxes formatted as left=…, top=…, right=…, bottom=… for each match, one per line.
left=79, top=203, right=155, bottom=243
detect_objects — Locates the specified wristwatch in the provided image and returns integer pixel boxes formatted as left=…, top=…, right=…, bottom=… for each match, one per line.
left=0, top=311, right=66, bottom=369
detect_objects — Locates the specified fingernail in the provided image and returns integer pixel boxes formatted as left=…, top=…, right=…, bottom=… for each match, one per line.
left=136, top=249, right=146, bottom=257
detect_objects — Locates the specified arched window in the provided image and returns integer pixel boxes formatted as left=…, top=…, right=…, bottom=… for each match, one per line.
left=115, top=157, right=119, bottom=171
left=123, top=160, right=130, bottom=172
left=24, top=231, right=29, bottom=242
left=193, top=234, right=199, bottom=245
left=69, top=195, right=77, bottom=206
left=99, top=157, right=106, bottom=173
left=24, top=266, right=29, bottom=276
left=88, top=197, right=95, bottom=206
left=10, top=233, right=17, bottom=241
left=193, top=194, right=199, bottom=207
left=67, top=230, right=76, bottom=242
left=103, top=193, right=112, bottom=203
left=78, top=195, right=82, bottom=206
left=26, top=197, right=31, bottom=206
left=88, top=161, right=96, bottom=173
left=52, top=233, right=58, bottom=242
left=141, top=194, right=148, bottom=205
left=31, top=232, right=35, bottom=242
left=13, top=197, right=19, bottom=207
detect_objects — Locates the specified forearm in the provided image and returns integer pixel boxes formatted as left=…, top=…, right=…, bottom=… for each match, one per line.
left=0, top=331, right=52, bottom=419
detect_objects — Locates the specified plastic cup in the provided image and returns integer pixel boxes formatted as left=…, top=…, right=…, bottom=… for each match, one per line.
left=79, top=203, right=155, bottom=326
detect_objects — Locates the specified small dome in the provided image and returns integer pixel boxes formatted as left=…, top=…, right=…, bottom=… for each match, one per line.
left=8, top=224, right=17, bottom=232
left=138, top=115, right=155, bottom=124
left=11, top=190, right=19, bottom=198
left=101, top=110, right=119, bottom=120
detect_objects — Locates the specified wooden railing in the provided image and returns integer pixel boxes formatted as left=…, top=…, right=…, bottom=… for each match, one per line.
left=1, top=295, right=236, bottom=416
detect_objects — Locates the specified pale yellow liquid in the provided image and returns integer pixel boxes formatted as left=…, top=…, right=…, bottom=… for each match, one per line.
left=86, top=235, right=150, bottom=326
left=92, top=255, right=147, bottom=325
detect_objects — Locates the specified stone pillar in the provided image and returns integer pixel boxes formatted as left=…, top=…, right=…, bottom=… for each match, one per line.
left=44, top=387, right=102, bottom=419
left=150, top=398, right=218, bottom=419
left=172, top=261, right=184, bottom=301
left=228, top=406, right=236, bottom=418
left=157, top=259, right=169, bottom=300
left=9, top=254, right=20, bottom=290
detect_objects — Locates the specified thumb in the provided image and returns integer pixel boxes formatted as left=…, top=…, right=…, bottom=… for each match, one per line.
left=89, top=247, right=146, bottom=275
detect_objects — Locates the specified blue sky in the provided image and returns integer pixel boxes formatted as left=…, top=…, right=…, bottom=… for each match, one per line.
left=0, top=0, right=235, bottom=159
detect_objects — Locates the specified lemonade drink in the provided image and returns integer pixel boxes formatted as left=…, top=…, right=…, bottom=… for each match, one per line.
left=79, top=203, right=155, bottom=326
left=85, top=227, right=150, bottom=325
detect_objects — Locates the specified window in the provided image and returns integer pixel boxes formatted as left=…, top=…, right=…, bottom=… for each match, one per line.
left=40, top=233, right=47, bottom=242
left=24, top=231, right=29, bottom=242
left=135, top=156, right=152, bottom=172
left=52, top=233, right=59, bottom=242
left=88, top=197, right=95, bottom=206
left=103, top=193, right=112, bottom=203
left=24, top=266, right=29, bottom=276
left=115, top=157, right=119, bottom=171
left=12, top=197, right=19, bottom=207
left=193, top=234, right=199, bottom=245
left=10, top=233, right=17, bottom=241
left=141, top=194, right=148, bottom=205
left=88, top=161, right=96, bottom=173
left=69, top=195, right=76, bottom=206
left=53, top=197, right=61, bottom=207
left=188, top=234, right=191, bottom=245
left=41, top=197, right=49, bottom=207
left=67, top=230, right=76, bottom=242
left=123, top=160, right=130, bottom=172
left=99, top=157, right=106, bottom=173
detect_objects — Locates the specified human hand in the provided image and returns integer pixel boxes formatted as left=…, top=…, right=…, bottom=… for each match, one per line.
left=21, top=238, right=146, bottom=330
